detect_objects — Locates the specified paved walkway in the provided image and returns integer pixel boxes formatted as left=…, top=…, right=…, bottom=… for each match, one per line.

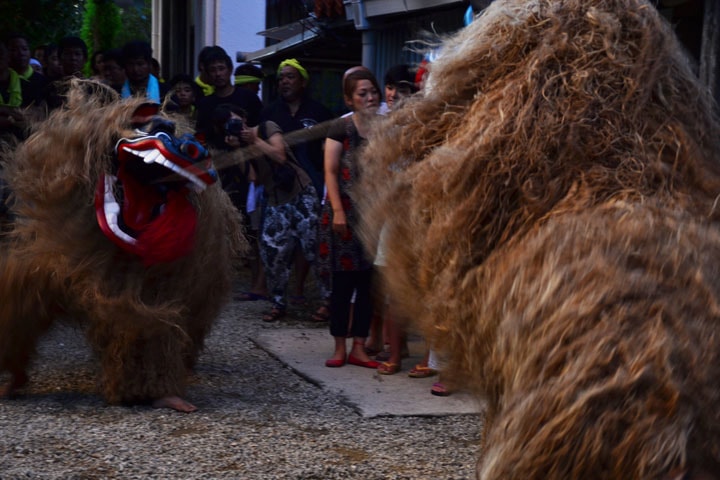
left=254, top=328, right=483, bottom=418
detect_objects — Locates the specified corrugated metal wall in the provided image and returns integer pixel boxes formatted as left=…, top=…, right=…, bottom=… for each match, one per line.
left=370, top=6, right=466, bottom=84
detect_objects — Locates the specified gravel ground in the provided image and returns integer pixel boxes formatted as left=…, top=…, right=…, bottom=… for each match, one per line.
left=0, top=273, right=484, bottom=479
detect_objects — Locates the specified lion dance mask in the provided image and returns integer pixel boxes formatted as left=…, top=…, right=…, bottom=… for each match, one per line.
left=0, top=82, right=246, bottom=412
left=358, top=0, right=720, bottom=478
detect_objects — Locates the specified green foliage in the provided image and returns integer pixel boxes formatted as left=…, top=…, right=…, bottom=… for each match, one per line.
left=0, top=0, right=83, bottom=47
left=115, top=1, right=152, bottom=46
left=0, top=0, right=151, bottom=52
left=81, top=0, right=122, bottom=75
left=81, top=0, right=122, bottom=51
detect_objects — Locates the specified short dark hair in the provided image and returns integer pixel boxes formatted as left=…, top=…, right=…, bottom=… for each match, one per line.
left=343, top=69, right=381, bottom=101
left=201, top=46, right=232, bottom=71
left=212, top=103, right=247, bottom=126
left=102, top=48, right=124, bottom=67
left=197, top=46, right=214, bottom=66
left=383, top=64, right=418, bottom=93
left=58, top=36, right=88, bottom=59
left=167, top=73, right=202, bottom=99
left=4, top=32, right=29, bottom=46
left=122, top=40, right=152, bottom=63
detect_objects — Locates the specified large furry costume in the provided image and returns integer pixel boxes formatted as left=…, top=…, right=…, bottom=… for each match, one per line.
left=358, top=0, right=720, bottom=478
left=0, top=82, right=245, bottom=407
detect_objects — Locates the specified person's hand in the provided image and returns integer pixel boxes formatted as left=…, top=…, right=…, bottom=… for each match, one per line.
left=225, top=134, right=242, bottom=148
left=240, top=126, right=257, bottom=145
left=332, top=209, right=348, bottom=237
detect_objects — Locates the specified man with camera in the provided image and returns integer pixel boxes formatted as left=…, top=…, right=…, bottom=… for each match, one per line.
left=195, top=46, right=263, bottom=146
left=223, top=107, right=320, bottom=323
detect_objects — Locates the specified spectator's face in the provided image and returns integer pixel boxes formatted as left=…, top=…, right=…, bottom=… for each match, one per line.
left=33, top=47, right=45, bottom=65
left=238, top=82, right=260, bottom=95
left=384, top=82, right=413, bottom=111
left=346, top=79, right=380, bottom=114
left=45, top=50, right=62, bottom=79
left=174, top=82, right=196, bottom=107
left=92, top=53, right=104, bottom=75
left=8, top=37, right=30, bottom=71
left=125, top=56, right=150, bottom=84
left=60, top=47, right=87, bottom=77
left=278, top=66, right=305, bottom=102
left=206, top=60, right=231, bottom=89
left=102, top=59, right=126, bottom=88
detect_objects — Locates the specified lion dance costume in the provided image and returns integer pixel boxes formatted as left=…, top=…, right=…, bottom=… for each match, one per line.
left=0, top=82, right=245, bottom=409
left=358, top=0, right=720, bottom=478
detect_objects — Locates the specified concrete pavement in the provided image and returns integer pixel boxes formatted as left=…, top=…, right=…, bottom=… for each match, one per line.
left=254, top=328, right=483, bottom=418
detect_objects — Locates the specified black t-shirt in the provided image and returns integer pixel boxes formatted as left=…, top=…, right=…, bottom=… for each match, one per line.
left=260, top=96, right=335, bottom=174
left=20, top=71, right=48, bottom=107
left=195, top=87, right=263, bottom=141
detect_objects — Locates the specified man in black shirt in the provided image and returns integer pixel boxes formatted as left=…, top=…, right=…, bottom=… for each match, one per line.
left=260, top=58, right=334, bottom=200
left=195, top=46, right=263, bottom=145
left=260, top=58, right=335, bottom=307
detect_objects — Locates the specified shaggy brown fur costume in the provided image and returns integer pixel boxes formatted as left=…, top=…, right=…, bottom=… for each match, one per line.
left=0, top=82, right=245, bottom=408
left=358, top=0, right=720, bottom=478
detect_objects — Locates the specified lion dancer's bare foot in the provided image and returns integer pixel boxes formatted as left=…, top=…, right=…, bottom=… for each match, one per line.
left=0, top=369, right=29, bottom=398
left=152, top=395, right=197, bottom=413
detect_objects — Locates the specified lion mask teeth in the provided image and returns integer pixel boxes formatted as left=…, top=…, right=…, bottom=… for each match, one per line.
left=94, top=114, right=217, bottom=265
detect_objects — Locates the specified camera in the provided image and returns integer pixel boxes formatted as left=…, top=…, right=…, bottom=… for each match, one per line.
left=224, top=118, right=244, bottom=137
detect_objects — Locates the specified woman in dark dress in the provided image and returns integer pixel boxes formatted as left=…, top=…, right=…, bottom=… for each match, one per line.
left=319, top=69, right=382, bottom=368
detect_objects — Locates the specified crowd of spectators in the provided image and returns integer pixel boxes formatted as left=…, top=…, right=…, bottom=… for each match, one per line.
left=0, top=32, right=448, bottom=396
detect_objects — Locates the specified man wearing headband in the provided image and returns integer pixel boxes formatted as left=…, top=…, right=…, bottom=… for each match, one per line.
left=261, top=58, right=333, bottom=198
left=260, top=58, right=335, bottom=304
left=234, top=63, right=264, bottom=96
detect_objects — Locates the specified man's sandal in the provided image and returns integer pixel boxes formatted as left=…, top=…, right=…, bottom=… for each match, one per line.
left=377, top=362, right=401, bottom=375
left=262, top=306, right=286, bottom=322
left=310, top=304, right=330, bottom=322
left=408, top=364, right=438, bottom=378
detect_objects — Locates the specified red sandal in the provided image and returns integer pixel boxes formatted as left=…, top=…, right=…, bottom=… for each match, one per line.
left=262, top=305, right=286, bottom=322
left=408, top=364, right=438, bottom=378
left=377, top=362, right=401, bottom=375
left=431, top=382, right=451, bottom=397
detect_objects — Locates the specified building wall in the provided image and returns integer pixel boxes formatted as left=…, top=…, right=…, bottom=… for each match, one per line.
left=154, top=0, right=266, bottom=79
left=217, top=0, right=266, bottom=63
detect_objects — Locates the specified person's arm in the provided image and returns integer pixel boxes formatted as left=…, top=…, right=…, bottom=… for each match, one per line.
left=324, top=137, right=347, bottom=234
left=239, top=126, right=287, bottom=164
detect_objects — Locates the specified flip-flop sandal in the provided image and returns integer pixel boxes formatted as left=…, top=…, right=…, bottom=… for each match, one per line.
left=262, top=306, right=286, bottom=322
left=431, top=382, right=451, bottom=396
left=408, top=364, right=438, bottom=378
left=377, top=362, right=401, bottom=375
left=310, top=305, right=330, bottom=322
